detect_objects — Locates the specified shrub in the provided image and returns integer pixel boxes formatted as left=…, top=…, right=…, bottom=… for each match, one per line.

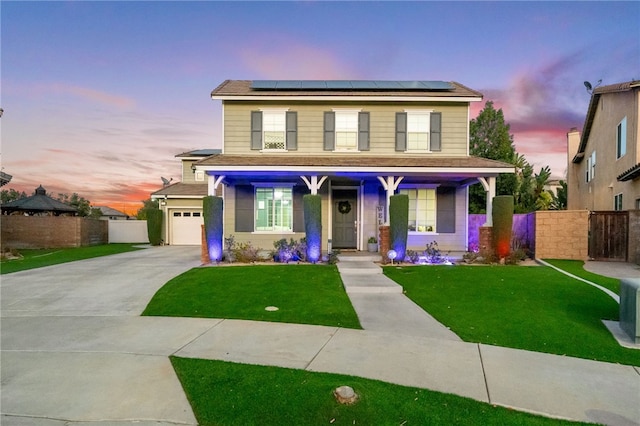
left=492, top=195, right=514, bottom=259
left=146, top=209, right=163, bottom=246
left=203, top=196, right=224, bottom=262
left=303, top=194, right=322, bottom=263
left=389, top=194, right=409, bottom=261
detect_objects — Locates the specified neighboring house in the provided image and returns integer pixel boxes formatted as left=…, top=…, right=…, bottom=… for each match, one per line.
left=151, top=149, right=221, bottom=245
left=191, top=80, right=513, bottom=255
left=0, top=171, right=12, bottom=187
left=93, top=206, right=129, bottom=220
left=567, top=81, right=640, bottom=211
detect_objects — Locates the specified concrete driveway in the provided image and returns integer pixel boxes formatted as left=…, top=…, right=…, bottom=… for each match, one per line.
left=1, top=246, right=208, bottom=424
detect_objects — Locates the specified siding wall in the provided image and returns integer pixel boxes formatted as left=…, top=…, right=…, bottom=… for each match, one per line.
left=222, top=101, right=469, bottom=156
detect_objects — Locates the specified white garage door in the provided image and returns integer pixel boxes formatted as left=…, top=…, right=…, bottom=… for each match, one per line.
left=170, top=210, right=203, bottom=245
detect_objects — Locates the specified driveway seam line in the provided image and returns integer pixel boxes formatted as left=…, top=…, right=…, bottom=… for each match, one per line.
left=304, top=326, right=341, bottom=370
left=477, top=343, right=492, bottom=404
left=171, top=318, right=226, bottom=357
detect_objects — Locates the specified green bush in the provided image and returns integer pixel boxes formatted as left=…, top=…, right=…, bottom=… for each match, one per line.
left=203, top=196, right=224, bottom=262
left=492, top=195, right=514, bottom=259
left=303, top=194, right=322, bottom=263
left=146, top=209, right=163, bottom=246
left=389, top=194, right=409, bottom=261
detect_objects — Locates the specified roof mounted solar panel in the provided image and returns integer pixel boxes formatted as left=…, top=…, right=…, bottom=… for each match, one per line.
left=301, top=80, right=327, bottom=89
left=325, top=80, right=353, bottom=89
left=251, top=80, right=278, bottom=89
left=251, top=80, right=455, bottom=91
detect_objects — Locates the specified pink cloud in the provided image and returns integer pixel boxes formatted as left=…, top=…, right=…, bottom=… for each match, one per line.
left=49, top=83, right=136, bottom=109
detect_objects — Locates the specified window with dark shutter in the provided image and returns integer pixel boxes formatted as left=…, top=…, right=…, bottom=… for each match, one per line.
left=250, top=111, right=262, bottom=150
left=235, top=185, right=254, bottom=232
left=324, top=112, right=335, bottom=151
left=286, top=111, right=297, bottom=150
left=358, top=112, right=370, bottom=151
left=436, top=186, right=456, bottom=233
left=430, top=112, right=441, bottom=151
left=395, top=112, right=407, bottom=151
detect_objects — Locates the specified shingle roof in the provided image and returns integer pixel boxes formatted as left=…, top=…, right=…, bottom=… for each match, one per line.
left=1, top=185, right=78, bottom=213
left=93, top=206, right=128, bottom=217
left=196, top=154, right=513, bottom=170
left=151, top=182, right=208, bottom=197
left=175, top=149, right=222, bottom=158
left=211, top=80, right=483, bottom=99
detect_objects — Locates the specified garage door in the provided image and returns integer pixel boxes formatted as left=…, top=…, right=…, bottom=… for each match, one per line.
left=170, top=210, right=203, bottom=245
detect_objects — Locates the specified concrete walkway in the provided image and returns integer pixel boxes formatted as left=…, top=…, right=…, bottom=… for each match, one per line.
left=583, top=260, right=640, bottom=280
left=2, top=247, right=640, bottom=425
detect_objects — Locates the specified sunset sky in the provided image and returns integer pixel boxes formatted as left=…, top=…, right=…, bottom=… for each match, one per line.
left=2, top=1, right=638, bottom=215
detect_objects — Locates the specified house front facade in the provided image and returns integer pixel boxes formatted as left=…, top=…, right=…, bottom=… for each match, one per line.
left=567, top=81, right=640, bottom=211
left=195, top=80, right=513, bottom=257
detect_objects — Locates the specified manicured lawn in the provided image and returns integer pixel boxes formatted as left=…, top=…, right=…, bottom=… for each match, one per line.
left=384, top=265, right=640, bottom=366
left=542, top=259, right=621, bottom=294
left=0, top=244, right=145, bottom=274
left=171, top=357, right=585, bottom=426
left=143, top=265, right=362, bottom=329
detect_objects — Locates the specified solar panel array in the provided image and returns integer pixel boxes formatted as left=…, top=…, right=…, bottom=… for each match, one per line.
left=251, top=80, right=454, bottom=91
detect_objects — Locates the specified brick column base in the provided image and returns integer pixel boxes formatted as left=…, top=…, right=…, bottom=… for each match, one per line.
left=379, top=225, right=390, bottom=264
left=479, top=226, right=494, bottom=258
left=201, top=224, right=210, bottom=265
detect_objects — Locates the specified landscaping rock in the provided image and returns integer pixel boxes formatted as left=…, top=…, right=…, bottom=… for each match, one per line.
left=334, top=385, right=358, bottom=405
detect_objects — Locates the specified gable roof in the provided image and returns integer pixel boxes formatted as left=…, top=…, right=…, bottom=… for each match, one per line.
left=211, top=80, right=483, bottom=101
left=1, top=185, right=78, bottom=214
left=150, top=182, right=208, bottom=198
left=572, top=80, right=640, bottom=163
left=93, top=206, right=128, bottom=217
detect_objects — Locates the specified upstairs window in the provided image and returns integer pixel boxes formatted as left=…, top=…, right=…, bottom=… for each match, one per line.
left=396, top=111, right=441, bottom=152
left=617, top=117, right=627, bottom=159
left=251, top=110, right=297, bottom=151
left=323, top=110, right=369, bottom=151
left=586, top=151, right=596, bottom=182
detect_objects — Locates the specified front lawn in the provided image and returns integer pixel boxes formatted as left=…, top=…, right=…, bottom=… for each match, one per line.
left=143, top=265, right=361, bottom=329
left=0, top=244, right=145, bottom=274
left=542, top=259, right=621, bottom=294
left=385, top=265, right=640, bottom=366
left=171, top=357, right=584, bottom=426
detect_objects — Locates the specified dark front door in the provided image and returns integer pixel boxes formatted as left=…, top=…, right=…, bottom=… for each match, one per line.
left=332, top=189, right=357, bottom=249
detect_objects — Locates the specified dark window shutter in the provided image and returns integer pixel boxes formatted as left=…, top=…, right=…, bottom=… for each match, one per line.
left=286, top=111, right=297, bottom=150
left=292, top=186, right=308, bottom=232
left=324, top=112, right=335, bottom=151
left=436, top=186, right=456, bottom=233
left=235, top=185, right=254, bottom=232
left=430, top=112, right=441, bottom=151
left=358, top=112, right=370, bottom=151
left=395, top=112, right=407, bottom=151
left=251, top=111, right=262, bottom=150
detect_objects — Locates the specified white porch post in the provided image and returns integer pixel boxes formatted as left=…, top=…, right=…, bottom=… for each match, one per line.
left=300, top=175, right=328, bottom=195
left=478, top=176, right=496, bottom=226
left=207, top=174, right=225, bottom=196
left=377, top=176, right=404, bottom=225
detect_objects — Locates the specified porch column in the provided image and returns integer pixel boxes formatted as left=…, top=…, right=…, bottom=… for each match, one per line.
left=207, top=174, right=225, bottom=196
left=478, top=176, right=496, bottom=226
left=377, top=176, right=404, bottom=225
left=300, top=175, right=328, bottom=195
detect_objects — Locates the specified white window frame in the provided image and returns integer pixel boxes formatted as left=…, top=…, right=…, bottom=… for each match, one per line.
left=405, top=110, right=433, bottom=152
left=616, top=116, right=627, bottom=159
left=252, top=183, right=294, bottom=233
left=586, top=151, right=596, bottom=182
left=260, top=108, right=289, bottom=152
left=614, top=193, right=623, bottom=211
left=332, top=109, right=360, bottom=152
left=399, top=185, right=438, bottom=233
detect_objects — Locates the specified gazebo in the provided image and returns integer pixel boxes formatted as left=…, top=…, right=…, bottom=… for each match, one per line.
left=1, top=185, right=78, bottom=216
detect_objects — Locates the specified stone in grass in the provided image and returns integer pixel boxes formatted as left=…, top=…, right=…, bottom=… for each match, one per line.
left=334, top=385, right=358, bottom=405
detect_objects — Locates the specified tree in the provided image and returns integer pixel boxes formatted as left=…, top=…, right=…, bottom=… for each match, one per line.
left=136, top=198, right=159, bottom=220
left=549, top=180, right=567, bottom=210
left=1, top=188, right=27, bottom=204
left=56, top=193, right=92, bottom=216
left=469, top=101, right=518, bottom=213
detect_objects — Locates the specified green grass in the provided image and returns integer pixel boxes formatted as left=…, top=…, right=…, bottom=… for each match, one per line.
left=384, top=265, right=640, bottom=366
left=170, top=357, right=586, bottom=426
left=543, top=259, right=621, bottom=294
left=0, top=244, right=145, bottom=274
left=143, top=265, right=362, bottom=329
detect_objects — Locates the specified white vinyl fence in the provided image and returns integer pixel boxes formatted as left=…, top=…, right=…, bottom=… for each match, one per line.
left=108, top=220, right=149, bottom=243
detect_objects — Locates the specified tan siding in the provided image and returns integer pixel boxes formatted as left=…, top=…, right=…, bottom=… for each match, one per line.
left=223, top=101, right=470, bottom=156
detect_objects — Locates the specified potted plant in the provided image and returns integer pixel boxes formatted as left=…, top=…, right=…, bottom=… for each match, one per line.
left=367, top=236, right=378, bottom=253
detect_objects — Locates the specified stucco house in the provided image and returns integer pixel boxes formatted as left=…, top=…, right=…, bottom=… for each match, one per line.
left=192, top=80, right=513, bottom=256
left=151, top=149, right=220, bottom=245
left=567, top=80, right=640, bottom=211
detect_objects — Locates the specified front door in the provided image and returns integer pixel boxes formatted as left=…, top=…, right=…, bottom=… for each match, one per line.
left=332, top=189, right=357, bottom=249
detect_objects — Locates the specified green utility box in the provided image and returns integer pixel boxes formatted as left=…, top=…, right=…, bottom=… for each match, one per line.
left=620, top=278, right=640, bottom=344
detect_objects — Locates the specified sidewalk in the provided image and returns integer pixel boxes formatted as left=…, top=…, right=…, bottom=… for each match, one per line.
left=2, top=247, right=639, bottom=425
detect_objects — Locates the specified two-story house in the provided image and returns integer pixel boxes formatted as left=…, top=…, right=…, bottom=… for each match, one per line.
left=151, top=149, right=220, bottom=245
left=194, top=80, right=513, bottom=256
left=567, top=80, right=640, bottom=211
